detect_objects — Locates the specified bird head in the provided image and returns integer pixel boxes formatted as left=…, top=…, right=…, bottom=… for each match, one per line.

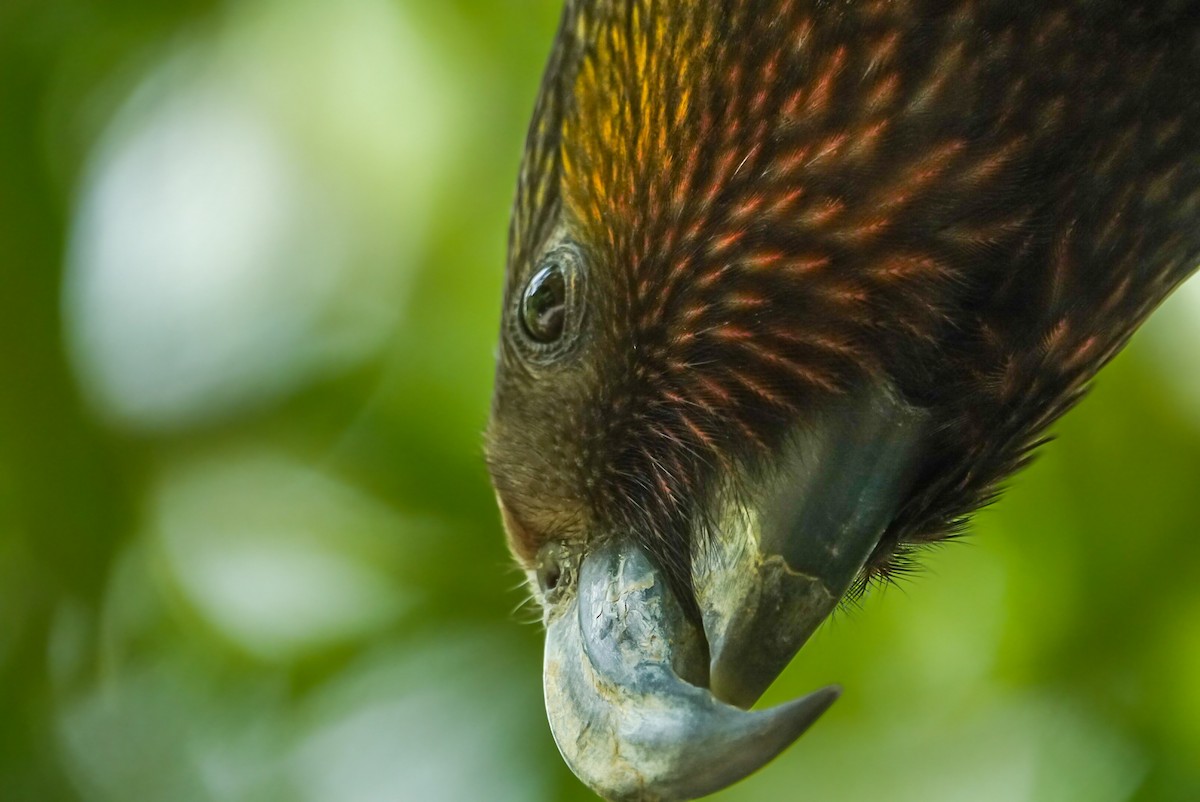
left=484, top=4, right=939, bottom=799
left=486, top=0, right=1198, bottom=798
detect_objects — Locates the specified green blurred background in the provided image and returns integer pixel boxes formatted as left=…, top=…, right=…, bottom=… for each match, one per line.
left=2, top=1, right=1199, bottom=800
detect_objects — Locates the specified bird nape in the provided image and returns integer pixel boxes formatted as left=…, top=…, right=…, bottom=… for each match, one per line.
left=484, top=1, right=1200, bottom=800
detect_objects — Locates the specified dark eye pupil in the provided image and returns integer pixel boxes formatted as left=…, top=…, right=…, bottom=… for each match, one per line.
left=521, top=265, right=566, bottom=343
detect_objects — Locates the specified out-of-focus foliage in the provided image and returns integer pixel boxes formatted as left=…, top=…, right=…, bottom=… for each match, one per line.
left=1, top=1, right=1198, bottom=800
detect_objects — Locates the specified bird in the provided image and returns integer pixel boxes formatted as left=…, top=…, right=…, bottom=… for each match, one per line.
left=484, top=1, right=1200, bottom=799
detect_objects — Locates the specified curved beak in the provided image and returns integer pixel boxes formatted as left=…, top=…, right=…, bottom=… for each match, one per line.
left=542, top=386, right=928, bottom=801
left=544, top=538, right=840, bottom=802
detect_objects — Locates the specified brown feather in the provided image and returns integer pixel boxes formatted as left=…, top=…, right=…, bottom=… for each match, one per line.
left=490, top=0, right=1200, bottom=596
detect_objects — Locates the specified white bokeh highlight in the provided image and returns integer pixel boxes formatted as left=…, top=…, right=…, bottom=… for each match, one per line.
left=151, top=448, right=412, bottom=662
left=64, top=0, right=464, bottom=431
left=67, top=91, right=351, bottom=427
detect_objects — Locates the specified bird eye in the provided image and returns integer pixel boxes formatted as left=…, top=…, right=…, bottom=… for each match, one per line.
left=510, top=245, right=584, bottom=361
left=521, top=263, right=567, bottom=343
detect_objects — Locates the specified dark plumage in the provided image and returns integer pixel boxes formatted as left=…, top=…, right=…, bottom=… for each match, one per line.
left=486, top=2, right=1200, bottom=798
left=492, top=0, right=1200, bottom=594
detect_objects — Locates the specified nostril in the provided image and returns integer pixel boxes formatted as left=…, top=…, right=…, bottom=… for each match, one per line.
left=536, top=543, right=577, bottom=602
left=539, top=562, right=562, bottom=593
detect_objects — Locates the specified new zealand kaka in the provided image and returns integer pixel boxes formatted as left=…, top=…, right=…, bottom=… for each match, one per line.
left=485, top=1, right=1200, bottom=799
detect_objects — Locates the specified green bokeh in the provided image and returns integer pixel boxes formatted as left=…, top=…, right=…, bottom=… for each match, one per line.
left=1, top=2, right=1198, bottom=800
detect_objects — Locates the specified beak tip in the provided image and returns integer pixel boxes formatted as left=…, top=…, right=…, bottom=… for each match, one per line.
left=773, top=683, right=841, bottom=743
